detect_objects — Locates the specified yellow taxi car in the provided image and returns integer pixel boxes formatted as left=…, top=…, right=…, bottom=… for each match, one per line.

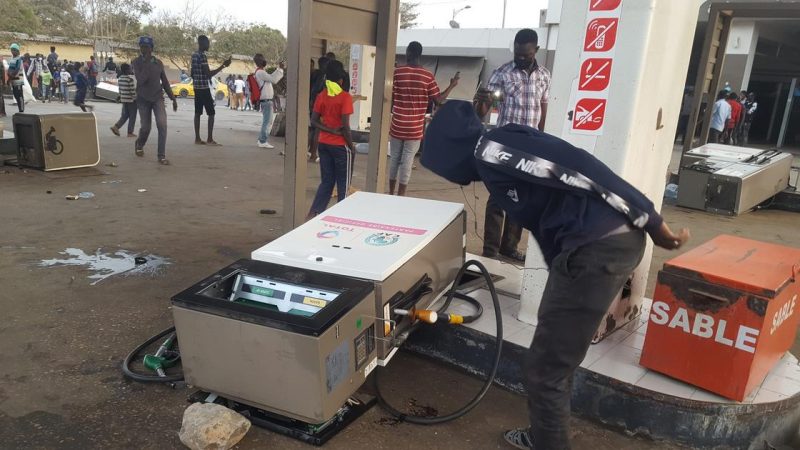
left=171, top=78, right=229, bottom=101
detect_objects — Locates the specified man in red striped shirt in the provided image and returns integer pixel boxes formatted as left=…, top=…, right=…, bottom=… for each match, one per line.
left=389, top=41, right=459, bottom=196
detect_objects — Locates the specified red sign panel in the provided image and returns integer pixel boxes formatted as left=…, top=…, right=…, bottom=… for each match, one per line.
left=583, top=18, right=618, bottom=52
left=573, top=98, right=607, bottom=131
left=589, top=0, right=622, bottom=11
left=578, top=58, right=613, bottom=91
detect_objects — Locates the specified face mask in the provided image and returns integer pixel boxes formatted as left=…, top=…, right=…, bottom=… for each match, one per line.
left=514, top=58, right=532, bottom=71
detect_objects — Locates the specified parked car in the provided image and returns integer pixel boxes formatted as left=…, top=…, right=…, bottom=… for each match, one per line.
left=170, top=78, right=229, bottom=101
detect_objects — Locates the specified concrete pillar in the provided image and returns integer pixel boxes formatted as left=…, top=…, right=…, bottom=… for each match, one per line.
left=349, top=44, right=376, bottom=131
left=518, top=0, right=703, bottom=338
left=517, top=0, right=563, bottom=326
left=720, top=19, right=759, bottom=92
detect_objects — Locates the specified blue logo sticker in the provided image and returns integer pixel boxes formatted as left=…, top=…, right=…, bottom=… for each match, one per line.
left=365, top=233, right=400, bottom=246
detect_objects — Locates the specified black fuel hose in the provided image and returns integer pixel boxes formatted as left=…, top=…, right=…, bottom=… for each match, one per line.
left=121, top=326, right=184, bottom=383
left=442, top=292, right=484, bottom=323
left=375, top=259, right=503, bottom=424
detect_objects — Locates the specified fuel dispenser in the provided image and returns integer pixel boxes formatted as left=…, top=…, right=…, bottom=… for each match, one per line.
left=126, top=193, right=503, bottom=444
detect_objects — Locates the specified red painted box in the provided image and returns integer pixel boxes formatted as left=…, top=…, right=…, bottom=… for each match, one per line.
left=640, top=235, right=800, bottom=401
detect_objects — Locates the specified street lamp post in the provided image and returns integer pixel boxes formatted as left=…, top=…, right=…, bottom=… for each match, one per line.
left=449, top=5, right=471, bottom=28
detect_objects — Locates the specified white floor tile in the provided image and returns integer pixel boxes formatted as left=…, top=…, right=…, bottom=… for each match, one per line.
left=598, top=327, right=634, bottom=345
left=507, top=326, right=536, bottom=348
left=581, top=339, right=617, bottom=368
left=466, top=315, right=502, bottom=336
left=502, top=313, right=527, bottom=335
left=465, top=253, right=523, bottom=296
left=621, top=315, right=648, bottom=334
left=753, top=388, right=790, bottom=403
left=760, top=373, right=800, bottom=396
left=621, top=332, right=646, bottom=350
left=767, top=358, right=800, bottom=383
left=635, top=372, right=697, bottom=399
left=690, top=389, right=733, bottom=404
left=743, top=386, right=759, bottom=403
left=588, top=345, right=648, bottom=384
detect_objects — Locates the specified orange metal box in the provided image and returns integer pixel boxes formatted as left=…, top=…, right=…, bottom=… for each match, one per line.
left=640, top=235, right=800, bottom=401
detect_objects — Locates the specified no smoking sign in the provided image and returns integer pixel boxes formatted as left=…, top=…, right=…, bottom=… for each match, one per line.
left=579, top=58, right=612, bottom=91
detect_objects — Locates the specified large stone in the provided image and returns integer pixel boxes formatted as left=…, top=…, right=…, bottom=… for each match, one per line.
left=179, top=402, right=251, bottom=450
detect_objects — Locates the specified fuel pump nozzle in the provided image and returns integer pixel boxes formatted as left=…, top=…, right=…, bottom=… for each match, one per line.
left=394, top=308, right=465, bottom=325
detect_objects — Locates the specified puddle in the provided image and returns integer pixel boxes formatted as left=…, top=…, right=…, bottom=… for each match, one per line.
left=39, top=248, right=171, bottom=285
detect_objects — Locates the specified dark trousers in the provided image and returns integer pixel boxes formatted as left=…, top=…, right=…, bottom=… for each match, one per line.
left=309, top=143, right=353, bottom=215
left=11, top=84, right=24, bottom=113
left=525, top=230, right=645, bottom=450
left=483, top=196, right=522, bottom=256
left=708, top=128, right=722, bottom=144
left=136, top=99, right=168, bottom=160
left=115, top=101, right=138, bottom=135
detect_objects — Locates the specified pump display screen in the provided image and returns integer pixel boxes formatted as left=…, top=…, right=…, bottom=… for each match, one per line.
left=229, top=274, right=341, bottom=317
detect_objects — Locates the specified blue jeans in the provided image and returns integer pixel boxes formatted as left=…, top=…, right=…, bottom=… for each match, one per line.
left=309, top=143, right=353, bottom=215
left=60, top=83, right=69, bottom=103
left=258, top=100, right=273, bottom=143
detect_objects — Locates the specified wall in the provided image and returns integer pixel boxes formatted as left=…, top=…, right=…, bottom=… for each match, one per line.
left=2, top=41, right=94, bottom=64
left=396, top=27, right=550, bottom=87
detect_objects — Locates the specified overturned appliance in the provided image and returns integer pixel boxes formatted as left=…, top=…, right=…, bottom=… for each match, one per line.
left=171, top=192, right=466, bottom=431
left=677, top=143, right=792, bottom=215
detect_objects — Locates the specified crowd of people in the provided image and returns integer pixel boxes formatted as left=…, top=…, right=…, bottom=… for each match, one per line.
left=0, top=28, right=699, bottom=450
left=709, top=88, right=758, bottom=145
left=2, top=37, right=287, bottom=164
left=2, top=44, right=102, bottom=113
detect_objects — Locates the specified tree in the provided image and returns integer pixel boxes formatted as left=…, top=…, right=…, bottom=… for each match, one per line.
left=212, top=24, right=287, bottom=64
left=27, top=0, right=83, bottom=38
left=74, top=0, right=153, bottom=42
left=400, top=1, right=420, bottom=29
left=0, top=0, right=40, bottom=34
left=141, top=12, right=199, bottom=71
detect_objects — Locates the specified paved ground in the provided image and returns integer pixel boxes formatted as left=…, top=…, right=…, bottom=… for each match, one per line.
left=1, top=97, right=798, bottom=449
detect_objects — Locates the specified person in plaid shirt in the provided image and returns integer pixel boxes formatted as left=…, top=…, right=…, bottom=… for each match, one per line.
left=474, top=28, right=551, bottom=263
left=191, top=35, right=231, bottom=145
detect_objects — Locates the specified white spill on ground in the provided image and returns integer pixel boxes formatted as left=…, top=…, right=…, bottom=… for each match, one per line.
left=39, top=248, right=171, bottom=285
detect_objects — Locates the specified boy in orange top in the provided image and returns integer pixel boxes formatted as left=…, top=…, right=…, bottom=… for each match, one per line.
left=306, top=60, right=355, bottom=220
left=726, top=92, right=743, bottom=145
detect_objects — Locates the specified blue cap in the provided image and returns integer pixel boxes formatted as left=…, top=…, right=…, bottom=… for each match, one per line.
left=10, top=43, right=20, bottom=51
left=420, top=100, right=484, bottom=185
left=138, top=36, right=154, bottom=48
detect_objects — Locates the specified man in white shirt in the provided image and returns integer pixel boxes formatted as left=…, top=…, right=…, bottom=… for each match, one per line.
left=252, top=54, right=285, bottom=149
left=59, top=67, right=71, bottom=104
left=709, top=90, right=731, bottom=144
left=233, top=76, right=246, bottom=111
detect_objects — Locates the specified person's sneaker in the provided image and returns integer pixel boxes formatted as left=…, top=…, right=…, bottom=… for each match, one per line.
left=158, top=158, right=170, bottom=165
left=499, top=250, right=526, bottom=263
left=127, top=133, right=137, bottom=138
left=110, top=126, right=120, bottom=136
left=258, top=141, right=275, bottom=149
left=503, top=428, right=534, bottom=450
